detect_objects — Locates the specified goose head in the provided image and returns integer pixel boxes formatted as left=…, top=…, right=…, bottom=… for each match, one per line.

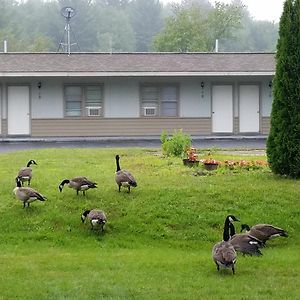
left=59, top=179, right=70, bottom=192
left=240, top=223, right=251, bottom=233
left=27, top=160, right=37, bottom=167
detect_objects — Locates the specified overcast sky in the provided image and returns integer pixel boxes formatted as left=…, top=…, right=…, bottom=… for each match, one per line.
left=161, top=0, right=285, bottom=22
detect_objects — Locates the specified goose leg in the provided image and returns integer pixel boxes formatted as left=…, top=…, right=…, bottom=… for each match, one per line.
left=128, top=186, right=131, bottom=193
left=23, top=202, right=26, bottom=208
left=118, top=185, right=121, bottom=192
left=215, top=262, right=219, bottom=271
left=232, top=266, right=235, bottom=275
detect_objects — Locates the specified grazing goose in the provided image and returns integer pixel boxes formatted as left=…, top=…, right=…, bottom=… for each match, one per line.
left=212, top=215, right=239, bottom=274
left=115, top=155, right=137, bottom=193
left=241, top=223, right=288, bottom=245
left=58, top=177, right=97, bottom=195
left=17, top=159, right=37, bottom=186
left=13, top=177, right=46, bottom=208
left=81, top=209, right=107, bottom=232
left=229, top=222, right=263, bottom=256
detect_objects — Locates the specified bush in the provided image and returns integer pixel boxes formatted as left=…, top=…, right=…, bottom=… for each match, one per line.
left=266, top=0, right=300, bottom=178
left=160, top=129, right=191, bottom=157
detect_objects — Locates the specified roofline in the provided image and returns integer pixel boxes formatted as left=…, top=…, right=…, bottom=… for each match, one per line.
left=0, top=71, right=275, bottom=77
left=0, top=51, right=276, bottom=55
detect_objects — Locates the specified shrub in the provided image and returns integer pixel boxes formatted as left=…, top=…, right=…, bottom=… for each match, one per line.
left=160, top=129, right=191, bottom=157
left=266, top=0, right=300, bottom=178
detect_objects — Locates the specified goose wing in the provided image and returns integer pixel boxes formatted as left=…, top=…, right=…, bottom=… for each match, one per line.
left=18, top=187, right=46, bottom=201
left=213, top=241, right=236, bottom=266
left=72, top=177, right=97, bottom=188
left=251, top=224, right=288, bottom=241
left=18, top=167, right=32, bottom=177
left=116, top=170, right=137, bottom=186
left=88, top=209, right=106, bottom=221
left=230, top=234, right=263, bottom=256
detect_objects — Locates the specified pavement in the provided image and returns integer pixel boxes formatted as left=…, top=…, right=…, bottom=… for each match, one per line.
left=0, top=135, right=267, bottom=153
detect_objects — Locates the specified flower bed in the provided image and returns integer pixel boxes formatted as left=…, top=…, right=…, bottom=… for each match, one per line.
left=201, top=158, right=220, bottom=171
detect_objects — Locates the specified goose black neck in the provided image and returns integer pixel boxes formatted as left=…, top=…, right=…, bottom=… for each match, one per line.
left=229, top=223, right=236, bottom=237
left=83, top=210, right=91, bottom=217
left=116, top=155, right=121, bottom=172
left=16, top=178, right=22, bottom=188
left=223, top=217, right=231, bottom=241
left=61, top=179, right=70, bottom=186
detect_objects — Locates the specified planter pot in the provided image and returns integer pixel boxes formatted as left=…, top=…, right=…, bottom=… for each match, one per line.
left=203, top=163, right=219, bottom=171
left=183, top=159, right=199, bottom=167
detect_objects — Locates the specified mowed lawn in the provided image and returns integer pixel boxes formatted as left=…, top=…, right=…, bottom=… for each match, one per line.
left=0, top=148, right=299, bottom=300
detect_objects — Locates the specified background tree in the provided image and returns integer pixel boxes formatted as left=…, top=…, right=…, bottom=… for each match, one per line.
left=153, top=1, right=243, bottom=52
left=267, top=0, right=300, bottom=178
left=129, top=0, right=163, bottom=51
left=0, top=0, right=280, bottom=52
left=94, top=5, right=135, bottom=51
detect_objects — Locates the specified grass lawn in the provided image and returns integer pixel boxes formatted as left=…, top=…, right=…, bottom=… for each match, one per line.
left=0, top=148, right=299, bottom=299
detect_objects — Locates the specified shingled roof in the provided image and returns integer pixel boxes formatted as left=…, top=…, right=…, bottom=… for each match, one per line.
left=0, top=52, right=275, bottom=76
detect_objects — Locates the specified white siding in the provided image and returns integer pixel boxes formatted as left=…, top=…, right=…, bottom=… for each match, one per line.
left=31, top=79, right=63, bottom=118
left=261, top=79, right=273, bottom=116
left=105, top=78, right=139, bottom=118
left=180, top=79, right=210, bottom=117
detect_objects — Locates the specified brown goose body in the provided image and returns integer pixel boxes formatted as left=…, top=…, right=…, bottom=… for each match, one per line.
left=212, top=215, right=239, bottom=274
left=14, top=178, right=46, bottom=208
left=17, top=160, right=37, bottom=186
left=81, top=209, right=107, bottom=231
left=242, top=223, right=288, bottom=244
left=59, top=177, right=97, bottom=195
left=212, top=240, right=237, bottom=273
left=230, top=223, right=263, bottom=256
left=115, top=155, right=137, bottom=193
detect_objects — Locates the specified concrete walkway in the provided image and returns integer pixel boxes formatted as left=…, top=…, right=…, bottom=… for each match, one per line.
left=0, top=135, right=267, bottom=153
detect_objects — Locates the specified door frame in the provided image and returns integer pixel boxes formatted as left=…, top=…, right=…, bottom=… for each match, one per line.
left=7, top=84, right=31, bottom=136
left=211, top=83, right=234, bottom=133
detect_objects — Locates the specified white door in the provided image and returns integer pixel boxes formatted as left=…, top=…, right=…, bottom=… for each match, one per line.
left=8, top=86, right=30, bottom=135
left=212, top=85, right=233, bottom=133
left=239, top=85, right=259, bottom=133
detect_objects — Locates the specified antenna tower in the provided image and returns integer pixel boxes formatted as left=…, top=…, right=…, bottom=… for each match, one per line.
left=58, top=6, right=80, bottom=54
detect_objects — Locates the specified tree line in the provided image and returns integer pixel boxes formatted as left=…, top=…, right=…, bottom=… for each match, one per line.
left=0, top=0, right=279, bottom=52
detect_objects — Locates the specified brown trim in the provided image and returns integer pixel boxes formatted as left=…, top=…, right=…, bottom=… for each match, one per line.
left=31, top=117, right=211, bottom=137
left=261, top=117, right=270, bottom=134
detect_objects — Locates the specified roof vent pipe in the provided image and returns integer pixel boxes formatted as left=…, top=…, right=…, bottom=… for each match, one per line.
left=3, top=40, right=7, bottom=53
left=215, top=39, right=219, bottom=53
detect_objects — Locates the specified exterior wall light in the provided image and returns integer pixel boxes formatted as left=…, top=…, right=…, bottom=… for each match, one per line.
left=38, top=81, right=42, bottom=98
left=201, top=81, right=204, bottom=98
left=268, top=81, right=272, bottom=97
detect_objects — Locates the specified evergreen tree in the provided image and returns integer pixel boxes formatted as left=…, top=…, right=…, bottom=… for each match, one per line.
left=266, top=0, right=300, bottom=178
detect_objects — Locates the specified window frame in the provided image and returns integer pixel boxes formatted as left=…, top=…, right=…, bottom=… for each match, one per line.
left=140, top=83, right=179, bottom=118
left=63, top=84, right=104, bottom=118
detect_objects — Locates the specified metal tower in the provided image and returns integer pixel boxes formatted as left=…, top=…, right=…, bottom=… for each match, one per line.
left=57, top=7, right=80, bottom=54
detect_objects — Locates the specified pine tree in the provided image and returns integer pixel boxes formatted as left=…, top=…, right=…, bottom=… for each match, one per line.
left=266, top=0, right=300, bottom=178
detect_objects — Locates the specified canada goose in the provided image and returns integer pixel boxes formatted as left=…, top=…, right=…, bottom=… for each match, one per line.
left=241, top=223, right=288, bottom=245
left=229, top=222, right=263, bottom=256
left=13, top=177, right=46, bottom=208
left=81, top=209, right=107, bottom=232
left=115, top=155, right=137, bottom=193
left=58, top=177, right=97, bottom=195
left=212, top=215, right=239, bottom=274
left=17, top=159, right=37, bottom=186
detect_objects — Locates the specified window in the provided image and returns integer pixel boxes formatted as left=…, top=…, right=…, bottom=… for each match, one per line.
left=140, top=84, right=179, bottom=117
left=64, top=85, right=103, bottom=117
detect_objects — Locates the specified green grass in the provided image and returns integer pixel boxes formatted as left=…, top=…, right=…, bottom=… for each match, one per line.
left=0, top=148, right=299, bottom=299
